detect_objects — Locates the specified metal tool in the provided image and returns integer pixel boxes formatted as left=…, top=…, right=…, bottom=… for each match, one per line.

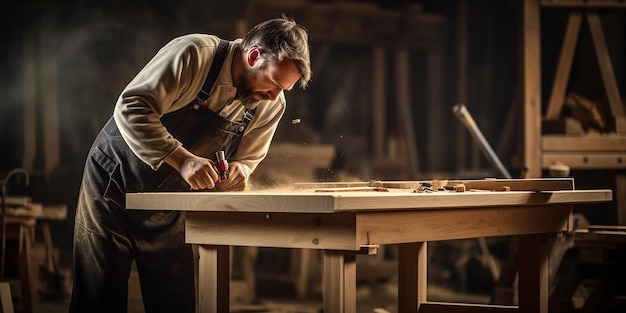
left=215, top=151, right=229, bottom=181
left=453, top=103, right=512, bottom=179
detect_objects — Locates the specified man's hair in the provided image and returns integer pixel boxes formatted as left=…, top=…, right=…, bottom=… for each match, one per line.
left=242, top=16, right=312, bottom=89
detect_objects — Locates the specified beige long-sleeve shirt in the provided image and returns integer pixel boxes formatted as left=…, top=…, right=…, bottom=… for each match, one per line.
left=113, top=34, right=286, bottom=179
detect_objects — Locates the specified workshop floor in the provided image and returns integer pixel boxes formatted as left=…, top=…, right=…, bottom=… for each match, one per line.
left=23, top=250, right=492, bottom=313
left=25, top=270, right=493, bottom=313
left=30, top=284, right=489, bottom=313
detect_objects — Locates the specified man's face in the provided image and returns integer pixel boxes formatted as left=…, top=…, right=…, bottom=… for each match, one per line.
left=236, top=52, right=301, bottom=106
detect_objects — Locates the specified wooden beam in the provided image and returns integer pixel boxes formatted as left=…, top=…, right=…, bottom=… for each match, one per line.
left=542, top=134, right=626, bottom=151
left=586, top=12, right=625, bottom=132
left=185, top=211, right=358, bottom=250
left=356, top=205, right=573, bottom=244
left=521, top=0, right=543, bottom=178
left=545, top=12, right=582, bottom=120
left=543, top=152, right=626, bottom=169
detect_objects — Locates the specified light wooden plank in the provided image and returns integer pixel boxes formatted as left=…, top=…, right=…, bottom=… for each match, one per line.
left=545, top=12, right=582, bottom=120
left=127, top=192, right=337, bottom=213
left=294, top=181, right=421, bottom=189
left=128, top=189, right=612, bottom=213
left=334, top=190, right=611, bottom=212
left=419, top=302, right=518, bottom=313
left=185, top=212, right=358, bottom=250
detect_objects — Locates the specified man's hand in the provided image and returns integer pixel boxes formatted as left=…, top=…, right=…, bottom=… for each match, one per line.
left=216, top=162, right=248, bottom=191
left=165, top=146, right=219, bottom=190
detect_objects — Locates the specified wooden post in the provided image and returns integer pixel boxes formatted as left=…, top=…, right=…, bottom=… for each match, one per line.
left=518, top=233, right=549, bottom=313
left=521, top=0, right=542, bottom=178
left=398, top=242, right=427, bottom=312
left=322, top=250, right=356, bottom=313
left=197, top=245, right=230, bottom=313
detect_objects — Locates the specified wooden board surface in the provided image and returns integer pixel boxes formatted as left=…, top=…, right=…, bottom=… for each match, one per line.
left=127, top=189, right=612, bottom=213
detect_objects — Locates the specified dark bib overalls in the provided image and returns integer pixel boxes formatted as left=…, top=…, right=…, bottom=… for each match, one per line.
left=69, top=40, right=248, bottom=313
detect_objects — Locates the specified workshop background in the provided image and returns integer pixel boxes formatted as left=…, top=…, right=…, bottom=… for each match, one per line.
left=0, top=0, right=624, bottom=312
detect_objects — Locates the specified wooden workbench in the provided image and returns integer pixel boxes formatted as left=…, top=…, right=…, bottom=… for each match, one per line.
left=126, top=178, right=612, bottom=313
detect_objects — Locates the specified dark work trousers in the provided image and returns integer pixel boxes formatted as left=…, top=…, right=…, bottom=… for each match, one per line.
left=69, top=102, right=254, bottom=313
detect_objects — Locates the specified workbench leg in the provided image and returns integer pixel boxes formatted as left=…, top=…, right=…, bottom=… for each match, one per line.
left=322, top=250, right=356, bottom=313
left=518, top=234, right=549, bottom=313
left=398, top=242, right=427, bottom=312
left=18, top=226, right=33, bottom=313
left=197, top=245, right=230, bottom=313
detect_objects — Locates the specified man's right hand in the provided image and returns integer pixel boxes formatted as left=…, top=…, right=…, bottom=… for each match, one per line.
left=164, top=146, right=220, bottom=190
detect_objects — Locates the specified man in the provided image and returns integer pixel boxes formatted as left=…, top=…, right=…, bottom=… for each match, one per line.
left=70, top=17, right=311, bottom=313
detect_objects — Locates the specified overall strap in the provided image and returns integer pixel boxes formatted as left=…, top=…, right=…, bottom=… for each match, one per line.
left=195, top=39, right=230, bottom=104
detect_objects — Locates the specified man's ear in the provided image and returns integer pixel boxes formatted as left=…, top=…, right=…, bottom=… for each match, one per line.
left=247, top=47, right=261, bottom=67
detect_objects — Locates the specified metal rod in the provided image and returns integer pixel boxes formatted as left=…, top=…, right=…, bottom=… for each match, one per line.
left=453, top=104, right=512, bottom=179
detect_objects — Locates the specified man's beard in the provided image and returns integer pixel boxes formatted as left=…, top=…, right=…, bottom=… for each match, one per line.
left=236, top=70, right=262, bottom=106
